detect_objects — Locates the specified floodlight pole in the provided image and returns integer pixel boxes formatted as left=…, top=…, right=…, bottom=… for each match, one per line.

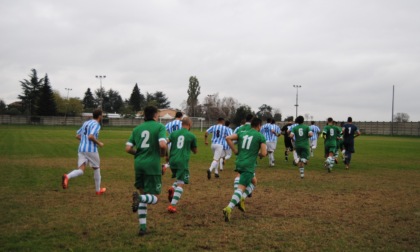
left=95, top=75, right=106, bottom=111
left=293, top=85, right=302, bottom=118
left=64, top=88, right=72, bottom=123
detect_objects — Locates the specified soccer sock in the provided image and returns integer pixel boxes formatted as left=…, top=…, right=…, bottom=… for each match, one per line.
left=299, top=167, right=304, bottom=177
left=347, top=153, right=352, bottom=164
left=171, top=187, right=183, bottom=206
left=228, top=189, right=242, bottom=209
left=67, top=169, right=84, bottom=179
left=140, top=194, right=158, bottom=204
left=93, top=168, right=101, bottom=192
left=219, top=159, right=224, bottom=170
left=138, top=203, right=147, bottom=231
left=233, top=177, right=239, bottom=190
left=242, top=183, right=255, bottom=199
left=293, top=151, right=298, bottom=161
left=209, top=160, right=218, bottom=172
left=171, top=182, right=178, bottom=189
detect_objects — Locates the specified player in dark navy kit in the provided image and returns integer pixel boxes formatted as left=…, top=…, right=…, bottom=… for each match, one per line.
left=342, top=117, right=361, bottom=170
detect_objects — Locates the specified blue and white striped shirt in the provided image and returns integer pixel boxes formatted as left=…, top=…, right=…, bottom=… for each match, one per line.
left=310, top=124, right=321, bottom=140
left=165, top=119, right=182, bottom=134
left=223, top=127, right=233, bottom=150
left=260, top=123, right=276, bottom=142
left=206, top=124, right=231, bottom=145
left=77, top=119, right=101, bottom=153
left=271, top=123, right=281, bottom=142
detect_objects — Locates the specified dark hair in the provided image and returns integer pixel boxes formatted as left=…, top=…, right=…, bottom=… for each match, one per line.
left=311, top=121, right=315, bottom=125
left=266, top=118, right=272, bottom=123
left=144, top=106, right=158, bottom=121
left=327, top=117, right=333, bottom=123
left=347, top=117, right=353, bottom=122
left=217, top=117, right=224, bottom=122
left=296, top=116, right=304, bottom=124
left=175, top=112, right=183, bottom=118
left=251, top=117, right=262, bottom=128
left=271, top=119, right=276, bottom=124
left=245, top=114, right=253, bottom=122
left=92, top=109, right=102, bottom=119
left=225, top=120, right=231, bottom=127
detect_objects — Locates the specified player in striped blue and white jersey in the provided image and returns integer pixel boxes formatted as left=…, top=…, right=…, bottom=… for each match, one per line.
left=270, top=119, right=282, bottom=165
left=62, top=109, right=106, bottom=195
left=220, top=120, right=233, bottom=171
left=165, top=112, right=183, bottom=134
left=260, top=118, right=276, bottom=166
left=309, top=121, right=321, bottom=157
left=205, top=117, right=232, bottom=179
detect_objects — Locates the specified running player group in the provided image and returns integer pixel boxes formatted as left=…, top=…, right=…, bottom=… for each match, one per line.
left=61, top=106, right=360, bottom=235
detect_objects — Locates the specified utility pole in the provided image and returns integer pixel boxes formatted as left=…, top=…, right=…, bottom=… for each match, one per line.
left=293, top=85, right=302, bottom=118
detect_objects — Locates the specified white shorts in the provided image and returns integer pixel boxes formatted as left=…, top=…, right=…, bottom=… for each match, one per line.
left=78, top=152, right=100, bottom=168
left=211, top=144, right=224, bottom=160
left=223, top=149, right=232, bottom=159
left=267, top=142, right=276, bottom=152
left=310, top=139, right=318, bottom=149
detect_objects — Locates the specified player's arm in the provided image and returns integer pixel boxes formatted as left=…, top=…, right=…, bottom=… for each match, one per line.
left=125, top=142, right=136, bottom=155
left=204, top=131, right=209, bottom=145
left=88, top=134, right=104, bottom=147
left=354, top=129, right=361, bottom=138
left=308, top=131, right=314, bottom=138
left=259, top=143, right=267, bottom=158
left=76, top=134, right=81, bottom=140
left=226, top=134, right=238, bottom=155
left=159, top=138, right=167, bottom=157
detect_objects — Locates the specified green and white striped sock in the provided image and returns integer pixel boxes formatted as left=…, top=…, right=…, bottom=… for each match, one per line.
left=242, top=183, right=255, bottom=199
left=140, top=194, right=158, bottom=204
left=233, top=177, right=239, bottom=190
left=228, top=189, right=242, bottom=209
left=171, top=187, right=183, bottom=206
left=138, top=203, right=147, bottom=231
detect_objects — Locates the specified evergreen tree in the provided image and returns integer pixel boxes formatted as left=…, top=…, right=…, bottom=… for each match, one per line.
left=187, top=76, right=201, bottom=116
left=128, top=83, right=144, bottom=112
left=18, top=69, right=44, bottom=115
left=232, top=105, right=253, bottom=127
left=103, top=89, right=123, bottom=113
left=147, top=91, right=170, bottom=109
left=37, top=74, right=57, bottom=116
left=82, top=88, right=95, bottom=111
left=0, top=99, right=6, bottom=114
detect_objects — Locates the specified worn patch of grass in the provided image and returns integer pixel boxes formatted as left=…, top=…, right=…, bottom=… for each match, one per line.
left=0, top=125, right=419, bottom=251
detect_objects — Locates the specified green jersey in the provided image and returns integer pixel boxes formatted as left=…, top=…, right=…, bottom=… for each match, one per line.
left=168, top=128, right=197, bottom=170
left=322, top=125, right=340, bottom=148
left=235, top=128, right=266, bottom=173
left=127, top=120, right=167, bottom=175
left=292, top=124, right=311, bottom=149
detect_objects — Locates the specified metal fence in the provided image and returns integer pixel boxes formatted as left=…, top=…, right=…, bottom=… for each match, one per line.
left=0, top=115, right=419, bottom=136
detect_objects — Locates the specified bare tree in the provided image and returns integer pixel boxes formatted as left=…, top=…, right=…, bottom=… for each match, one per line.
left=394, top=112, right=410, bottom=122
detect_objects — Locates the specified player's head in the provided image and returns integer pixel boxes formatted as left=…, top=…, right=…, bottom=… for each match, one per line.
left=175, top=111, right=183, bottom=119
left=347, top=117, right=353, bottom=122
left=92, top=109, right=103, bottom=121
left=266, top=118, right=272, bottom=123
left=144, top=106, right=158, bottom=121
left=271, top=119, right=276, bottom=124
left=182, top=116, right=192, bottom=130
left=251, top=117, right=263, bottom=129
left=327, top=117, right=333, bottom=124
left=225, top=120, right=231, bottom=127
left=296, top=116, right=304, bottom=124
left=245, top=114, right=253, bottom=122
left=240, top=119, right=245, bottom=125
left=311, top=121, right=315, bottom=125
left=217, top=117, right=224, bottom=124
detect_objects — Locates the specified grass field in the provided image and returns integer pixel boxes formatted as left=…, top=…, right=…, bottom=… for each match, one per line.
left=0, top=125, right=419, bottom=251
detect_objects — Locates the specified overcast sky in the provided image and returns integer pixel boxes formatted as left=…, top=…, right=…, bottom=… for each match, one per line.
left=1, top=0, right=419, bottom=121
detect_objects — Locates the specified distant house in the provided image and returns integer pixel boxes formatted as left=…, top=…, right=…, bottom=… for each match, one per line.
left=136, top=108, right=183, bottom=119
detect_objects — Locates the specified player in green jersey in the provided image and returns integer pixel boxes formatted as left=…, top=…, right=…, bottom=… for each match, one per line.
left=289, top=116, right=313, bottom=179
left=126, top=106, right=167, bottom=236
left=322, top=117, right=342, bottom=173
left=166, top=117, right=198, bottom=213
left=223, top=117, right=267, bottom=222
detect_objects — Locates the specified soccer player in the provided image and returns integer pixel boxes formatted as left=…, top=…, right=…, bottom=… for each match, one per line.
left=204, top=117, right=231, bottom=179
left=166, top=117, right=197, bottom=213
left=322, top=117, right=341, bottom=172
left=289, top=116, right=313, bottom=178
left=270, top=119, right=281, bottom=166
left=164, top=111, right=183, bottom=165
left=61, top=109, right=106, bottom=195
left=223, top=117, right=267, bottom=222
left=219, top=120, right=233, bottom=171
left=126, top=106, right=167, bottom=236
left=261, top=118, right=276, bottom=166
left=342, top=117, right=361, bottom=170
left=287, top=119, right=300, bottom=165
left=281, top=120, right=293, bottom=161
left=309, top=121, right=321, bottom=157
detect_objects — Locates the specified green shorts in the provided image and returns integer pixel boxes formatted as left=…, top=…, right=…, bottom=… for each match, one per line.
left=170, top=168, right=190, bottom=184
left=295, top=147, right=310, bottom=160
left=324, top=146, right=337, bottom=156
left=238, top=171, right=254, bottom=187
left=134, top=173, right=162, bottom=195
